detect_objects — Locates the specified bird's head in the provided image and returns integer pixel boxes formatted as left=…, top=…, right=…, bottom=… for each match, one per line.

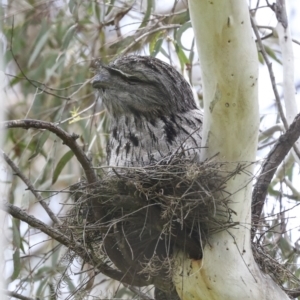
left=92, top=56, right=197, bottom=119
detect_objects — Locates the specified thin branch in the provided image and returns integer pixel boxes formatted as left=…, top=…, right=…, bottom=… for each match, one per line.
left=251, top=16, right=289, bottom=130
left=9, top=19, right=71, bottom=101
left=5, top=73, right=85, bottom=92
left=252, top=113, right=300, bottom=234
left=258, top=124, right=283, bottom=142
left=2, top=119, right=157, bottom=289
left=2, top=202, right=151, bottom=287
left=258, top=139, right=277, bottom=150
left=120, top=24, right=181, bottom=54
left=123, top=284, right=153, bottom=300
left=292, top=39, right=300, bottom=46
left=284, top=288, right=300, bottom=298
left=2, top=150, right=60, bottom=224
left=4, top=290, right=35, bottom=300
left=1, top=119, right=98, bottom=184
left=252, top=16, right=300, bottom=161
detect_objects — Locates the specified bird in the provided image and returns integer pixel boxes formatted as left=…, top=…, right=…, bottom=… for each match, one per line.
left=92, top=55, right=203, bottom=167
left=92, top=55, right=203, bottom=300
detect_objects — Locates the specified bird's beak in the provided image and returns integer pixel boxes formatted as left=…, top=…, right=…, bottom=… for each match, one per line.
left=91, top=69, right=111, bottom=89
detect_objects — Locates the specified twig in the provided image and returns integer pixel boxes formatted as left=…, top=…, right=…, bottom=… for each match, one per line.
left=284, top=288, right=300, bottom=298
left=123, top=284, right=153, bottom=300
left=2, top=202, right=150, bottom=287
left=251, top=17, right=289, bottom=130
left=1, top=119, right=97, bottom=184
left=5, top=73, right=85, bottom=92
left=257, top=139, right=277, bottom=150
left=120, top=24, right=181, bottom=54
left=292, top=39, right=300, bottom=46
left=9, top=19, right=71, bottom=101
left=4, top=290, right=35, bottom=300
left=258, top=124, right=283, bottom=142
left=252, top=113, right=300, bottom=235
left=1, top=150, right=60, bottom=224
left=251, top=16, right=300, bottom=161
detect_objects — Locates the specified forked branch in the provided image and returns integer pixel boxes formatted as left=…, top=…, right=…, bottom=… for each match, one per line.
left=252, top=113, right=300, bottom=233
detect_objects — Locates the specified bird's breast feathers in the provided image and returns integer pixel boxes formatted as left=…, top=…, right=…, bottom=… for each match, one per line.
left=107, top=110, right=203, bottom=167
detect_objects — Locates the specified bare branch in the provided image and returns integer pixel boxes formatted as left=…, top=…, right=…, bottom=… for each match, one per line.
left=2, top=202, right=151, bottom=287
left=1, top=150, right=60, bottom=224
left=1, top=119, right=98, bottom=184
left=123, top=284, right=153, bottom=300
left=251, top=17, right=289, bottom=130
left=4, top=290, right=36, bottom=300
left=259, top=124, right=283, bottom=142
left=284, top=288, right=300, bottom=298
left=251, top=16, right=300, bottom=161
left=120, top=24, right=180, bottom=55
left=252, top=113, right=300, bottom=233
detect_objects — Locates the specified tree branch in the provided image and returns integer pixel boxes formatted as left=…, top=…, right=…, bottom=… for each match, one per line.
left=120, top=24, right=180, bottom=55
left=4, top=290, right=35, bottom=300
left=251, top=16, right=289, bottom=130
left=2, top=202, right=151, bottom=287
left=284, top=288, right=300, bottom=299
left=251, top=16, right=300, bottom=161
left=2, top=119, right=157, bottom=289
left=1, top=150, right=60, bottom=224
left=252, top=113, right=300, bottom=233
left=2, top=119, right=98, bottom=184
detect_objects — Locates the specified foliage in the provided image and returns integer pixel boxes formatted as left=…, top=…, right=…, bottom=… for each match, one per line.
left=1, top=0, right=300, bottom=299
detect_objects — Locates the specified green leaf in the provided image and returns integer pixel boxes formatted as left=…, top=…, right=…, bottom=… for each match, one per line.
left=28, top=131, right=51, bottom=161
left=12, top=218, right=21, bottom=249
left=64, top=276, right=76, bottom=292
left=149, top=31, right=163, bottom=57
left=52, top=150, right=74, bottom=184
left=11, top=249, right=21, bottom=280
left=12, top=219, right=26, bottom=253
left=159, top=47, right=170, bottom=60
left=175, top=22, right=192, bottom=51
left=264, top=44, right=282, bottom=65
left=139, top=0, right=153, bottom=28
left=150, top=38, right=163, bottom=57
left=62, top=24, right=77, bottom=50
left=173, top=41, right=189, bottom=71
left=68, top=0, right=78, bottom=16
left=258, top=51, right=264, bottom=64
left=36, top=277, right=48, bottom=297
left=109, top=36, right=135, bottom=51
left=105, top=0, right=115, bottom=16
left=93, top=1, right=102, bottom=22
left=28, top=31, right=50, bottom=68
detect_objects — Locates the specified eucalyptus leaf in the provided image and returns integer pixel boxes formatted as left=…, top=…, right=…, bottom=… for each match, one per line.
left=28, top=31, right=50, bottom=68
left=52, top=150, right=74, bottom=184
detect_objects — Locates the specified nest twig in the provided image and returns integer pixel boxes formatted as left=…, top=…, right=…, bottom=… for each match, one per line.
left=58, top=153, right=300, bottom=296
left=60, top=155, right=239, bottom=282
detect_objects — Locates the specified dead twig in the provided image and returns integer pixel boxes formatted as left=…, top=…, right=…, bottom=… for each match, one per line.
left=1, top=150, right=60, bottom=224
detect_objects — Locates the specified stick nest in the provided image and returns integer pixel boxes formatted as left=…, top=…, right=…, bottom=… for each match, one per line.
left=59, top=154, right=299, bottom=295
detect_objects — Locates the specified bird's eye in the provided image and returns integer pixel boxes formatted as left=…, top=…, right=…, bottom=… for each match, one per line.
left=127, top=76, right=144, bottom=84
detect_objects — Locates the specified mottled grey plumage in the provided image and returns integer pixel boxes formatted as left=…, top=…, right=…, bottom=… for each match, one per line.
left=92, top=55, right=201, bottom=300
left=92, top=55, right=203, bottom=167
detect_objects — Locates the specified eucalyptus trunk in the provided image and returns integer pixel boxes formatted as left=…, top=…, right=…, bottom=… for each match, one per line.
left=173, top=1, right=289, bottom=299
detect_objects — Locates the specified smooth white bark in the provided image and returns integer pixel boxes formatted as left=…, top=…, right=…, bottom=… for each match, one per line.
left=173, top=1, right=289, bottom=299
left=0, top=23, right=7, bottom=300
left=276, top=0, right=300, bottom=164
